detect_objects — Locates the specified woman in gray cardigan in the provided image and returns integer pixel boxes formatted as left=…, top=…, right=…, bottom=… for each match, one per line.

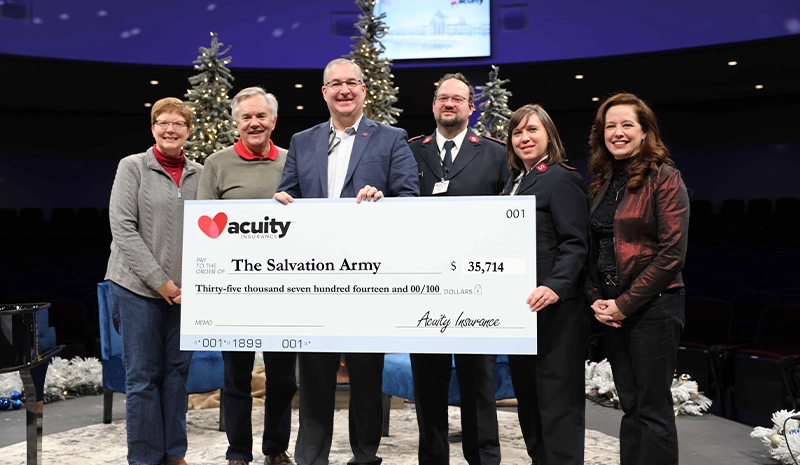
left=105, top=97, right=202, bottom=465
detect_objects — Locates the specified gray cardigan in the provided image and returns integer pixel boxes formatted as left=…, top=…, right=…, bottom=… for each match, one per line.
left=105, top=147, right=202, bottom=298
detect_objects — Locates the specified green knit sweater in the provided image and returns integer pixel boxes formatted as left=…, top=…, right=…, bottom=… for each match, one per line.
left=196, top=143, right=287, bottom=200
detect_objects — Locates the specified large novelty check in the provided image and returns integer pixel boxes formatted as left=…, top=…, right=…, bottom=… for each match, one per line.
left=180, top=197, right=537, bottom=354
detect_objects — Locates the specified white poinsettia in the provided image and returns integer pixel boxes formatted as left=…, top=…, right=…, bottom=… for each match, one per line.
left=751, top=409, right=800, bottom=465
left=584, top=359, right=712, bottom=416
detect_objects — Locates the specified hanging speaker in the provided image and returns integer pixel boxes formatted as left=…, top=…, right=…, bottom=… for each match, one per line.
left=500, top=5, right=527, bottom=31
left=332, top=13, right=359, bottom=37
left=1, top=1, right=28, bottom=20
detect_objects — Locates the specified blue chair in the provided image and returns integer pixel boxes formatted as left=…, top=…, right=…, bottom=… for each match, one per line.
left=381, top=353, right=516, bottom=435
left=37, top=307, right=57, bottom=351
left=97, top=281, right=226, bottom=428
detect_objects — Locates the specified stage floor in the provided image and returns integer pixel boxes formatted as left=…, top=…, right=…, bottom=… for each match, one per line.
left=0, top=392, right=775, bottom=464
left=584, top=400, right=774, bottom=464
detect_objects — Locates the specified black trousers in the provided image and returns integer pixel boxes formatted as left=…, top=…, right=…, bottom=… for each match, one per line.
left=508, top=296, right=589, bottom=465
left=294, top=352, right=385, bottom=465
left=409, top=353, right=500, bottom=465
left=603, top=289, right=684, bottom=465
left=222, top=351, right=297, bottom=462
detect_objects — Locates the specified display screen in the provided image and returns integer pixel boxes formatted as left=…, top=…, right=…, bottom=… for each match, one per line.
left=377, top=0, right=491, bottom=60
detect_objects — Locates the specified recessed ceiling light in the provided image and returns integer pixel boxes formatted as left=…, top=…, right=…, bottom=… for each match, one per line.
left=294, top=83, right=303, bottom=89
left=591, top=97, right=600, bottom=102
left=575, top=74, right=584, bottom=80
left=296, top=105, right=304, bottom=110
left=150, top=80, right=159, bottom=85
left=144, top=103, right=152, bottom=107
left=728, top=61, right=738, bottom=66
left=755, top=84, right=764, bottom=89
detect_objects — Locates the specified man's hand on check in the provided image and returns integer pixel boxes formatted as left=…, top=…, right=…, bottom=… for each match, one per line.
left=273, top=191, right=294, bottom=205
left=356, top=184, right=384, bottom=203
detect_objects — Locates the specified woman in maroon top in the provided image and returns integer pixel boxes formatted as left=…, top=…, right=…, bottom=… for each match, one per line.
left=586, top=93, right=689, bottom=465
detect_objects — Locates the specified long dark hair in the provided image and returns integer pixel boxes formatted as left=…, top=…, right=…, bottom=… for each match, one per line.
left=506, top=104, right=566, bottom=175
left=588, top=93, right=673, bottom=196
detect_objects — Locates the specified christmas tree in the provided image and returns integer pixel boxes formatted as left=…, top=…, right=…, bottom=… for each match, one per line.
left=473, top=65, right=513, bottom=141
left=184, top=32, right=238, bottom=164
left=347, top=0, right=401, bottom=125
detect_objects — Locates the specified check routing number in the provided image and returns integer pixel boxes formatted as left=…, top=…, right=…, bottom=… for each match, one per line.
left=180, top=197, right=537, bottom=354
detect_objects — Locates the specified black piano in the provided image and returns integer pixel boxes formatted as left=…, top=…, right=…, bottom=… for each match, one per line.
left=0, top=303, right=63, bottom=465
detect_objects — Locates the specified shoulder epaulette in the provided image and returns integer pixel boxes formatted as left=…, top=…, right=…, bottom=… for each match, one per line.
left=560, top=162, right=577, bottom=171
left=484, top=135, right=506, bottom=146
left=408, top=135, right=425, bottom=143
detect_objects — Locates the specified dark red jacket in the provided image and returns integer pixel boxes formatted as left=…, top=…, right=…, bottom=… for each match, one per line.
left=586, top=164, right=689, bottom=316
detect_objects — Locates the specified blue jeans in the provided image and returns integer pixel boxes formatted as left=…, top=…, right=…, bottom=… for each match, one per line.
left=111, top=282, right=192, bottom=465
left=604, top=289, right=685, bottom=465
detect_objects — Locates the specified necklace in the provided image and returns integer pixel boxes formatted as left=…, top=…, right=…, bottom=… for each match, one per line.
left=614, top=183, right=626, bottom=201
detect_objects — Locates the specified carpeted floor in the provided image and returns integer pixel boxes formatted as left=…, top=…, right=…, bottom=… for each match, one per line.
left=0, top=404, right=620, bottom=464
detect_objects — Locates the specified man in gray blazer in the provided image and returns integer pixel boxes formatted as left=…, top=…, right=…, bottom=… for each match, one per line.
left=407, top=73, right=509, bottom=465
left=273, top=58, right=419, bottom=465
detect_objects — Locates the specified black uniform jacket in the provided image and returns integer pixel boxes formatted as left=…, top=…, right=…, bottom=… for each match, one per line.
left=502, top=162, right=590, bottom=301
left=409, top=128, right=510, bottom=196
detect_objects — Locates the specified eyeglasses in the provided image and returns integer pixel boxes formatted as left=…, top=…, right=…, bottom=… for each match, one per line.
left=154, top=120, right=188, bottom=130
left=435, top=95, right=469, bottom=105
left=325, top=79, right=363, bottom=90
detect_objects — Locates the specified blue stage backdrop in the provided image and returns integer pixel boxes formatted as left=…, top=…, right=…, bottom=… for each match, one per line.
left=0, top=0, right=797, bottom=68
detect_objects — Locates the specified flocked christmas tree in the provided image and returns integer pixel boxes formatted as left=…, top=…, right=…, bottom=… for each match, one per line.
left=347, top=0, right=401, bottom=125
left=473, top=65, right=513, bottom=141
left=184, top=32, right=238, bottom=164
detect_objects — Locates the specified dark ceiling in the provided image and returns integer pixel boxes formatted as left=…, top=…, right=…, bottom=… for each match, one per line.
left=2, top=0, right=795, bottom=68
left=1, top=35, right=798, bottom=160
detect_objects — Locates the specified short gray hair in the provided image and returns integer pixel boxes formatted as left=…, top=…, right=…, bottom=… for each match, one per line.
left=231, top=86, right=278, bottom=121
left=323, top=58, right=363, bottom=84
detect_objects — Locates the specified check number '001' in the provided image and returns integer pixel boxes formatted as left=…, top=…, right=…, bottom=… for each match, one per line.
left=460, top=258, right=526, bottom=275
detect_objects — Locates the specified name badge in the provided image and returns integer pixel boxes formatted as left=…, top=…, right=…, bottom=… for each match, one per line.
left=432, top=180, right=450, bottom=195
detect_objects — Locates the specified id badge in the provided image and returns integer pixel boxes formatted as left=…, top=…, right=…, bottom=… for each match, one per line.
left=432, top=180, right=450, bottom=195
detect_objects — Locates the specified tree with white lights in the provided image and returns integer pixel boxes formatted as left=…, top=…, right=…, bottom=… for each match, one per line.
left=474, top=65, right=513, bottom=141
left=347, top=0, right=402, bottom=125
left=184, top=32, right=238, bottom=164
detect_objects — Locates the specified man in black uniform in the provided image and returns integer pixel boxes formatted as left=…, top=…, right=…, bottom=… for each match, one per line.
left=407, top=73, right=510, bottom=465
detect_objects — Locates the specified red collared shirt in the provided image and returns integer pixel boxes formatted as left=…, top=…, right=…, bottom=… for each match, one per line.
left=234, top=139, right=279, bottom=161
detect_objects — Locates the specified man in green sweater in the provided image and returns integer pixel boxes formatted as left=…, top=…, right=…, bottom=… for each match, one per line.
left=197, top=87, right=296, bottom=465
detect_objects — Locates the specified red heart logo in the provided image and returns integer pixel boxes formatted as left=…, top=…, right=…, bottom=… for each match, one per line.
left=197, top=212, right=228, bottom=239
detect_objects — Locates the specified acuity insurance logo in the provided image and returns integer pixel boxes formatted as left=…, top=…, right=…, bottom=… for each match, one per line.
left=197, top=212, right=291, bottom=239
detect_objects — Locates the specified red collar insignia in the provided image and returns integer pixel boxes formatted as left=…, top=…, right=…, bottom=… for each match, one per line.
left=535, top=162, right=547, bottom=173
left=468, top=135, right=480, bottom=143
left=422, top=136, right=433, bottom=144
